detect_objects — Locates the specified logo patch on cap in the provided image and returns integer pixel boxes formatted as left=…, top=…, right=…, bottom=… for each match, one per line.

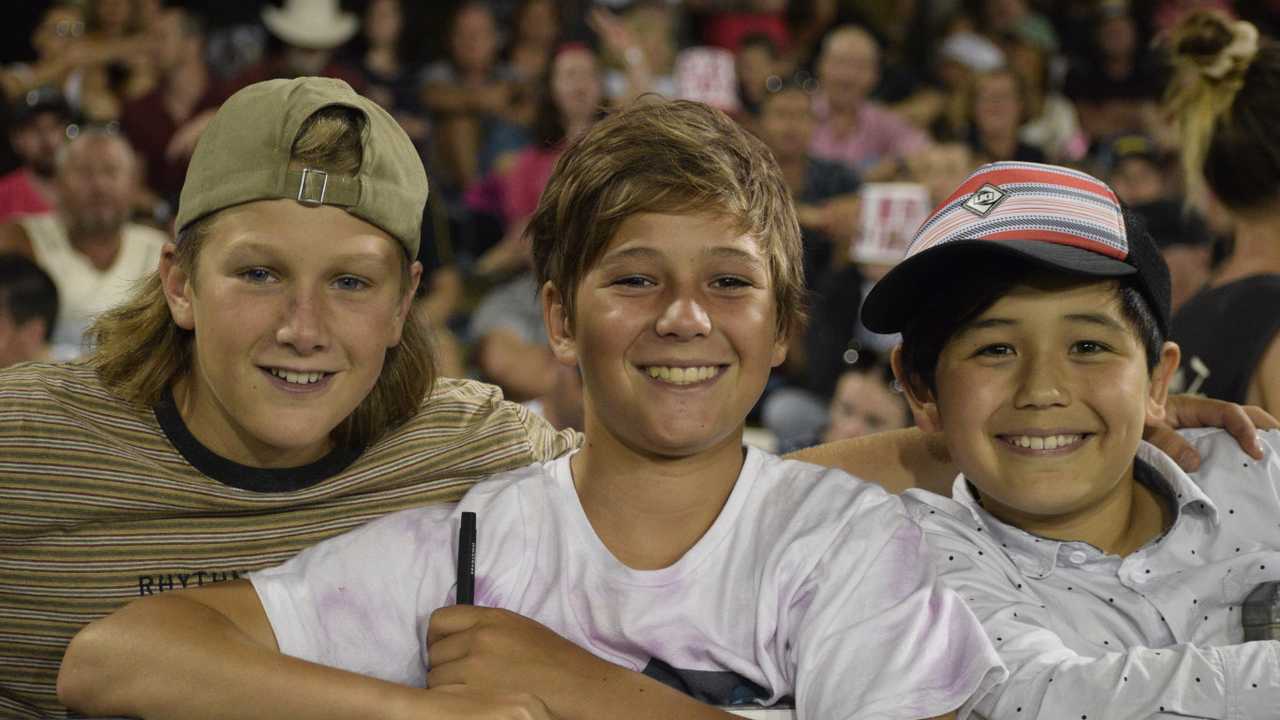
left=962, top=183, right=1007, bottom=217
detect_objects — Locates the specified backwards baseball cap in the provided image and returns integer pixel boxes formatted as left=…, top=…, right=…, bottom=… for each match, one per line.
left=8, top=86, right=72, bottom=127
left=176, top=77, right=427, bottom=258
left=861, top=161, right=1171, bottom=335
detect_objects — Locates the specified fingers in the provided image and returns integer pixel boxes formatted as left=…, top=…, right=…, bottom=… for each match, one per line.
left=426, top=604, right=483, bottom=646
left=1245, top=405, right=1280, bottom=430
left=1145, top=423, right=1201, bottom=471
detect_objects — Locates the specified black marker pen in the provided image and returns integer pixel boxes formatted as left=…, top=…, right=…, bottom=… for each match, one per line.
left=456, top=511, right=476, bottom=605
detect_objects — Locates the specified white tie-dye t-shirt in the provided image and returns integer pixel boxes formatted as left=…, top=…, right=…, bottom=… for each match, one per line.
left=252, top=448, right=1004, bottom=718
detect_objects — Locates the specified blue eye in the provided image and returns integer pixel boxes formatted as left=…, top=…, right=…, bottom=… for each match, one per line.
left=239, top=267, right=274, bottom=283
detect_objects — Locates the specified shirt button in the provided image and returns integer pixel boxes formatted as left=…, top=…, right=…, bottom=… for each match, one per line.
left=1069, top=551, right=1088, bottom=565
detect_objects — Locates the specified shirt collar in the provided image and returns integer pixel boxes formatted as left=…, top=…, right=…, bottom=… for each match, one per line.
left=948, top=442, right=1220, bottom=578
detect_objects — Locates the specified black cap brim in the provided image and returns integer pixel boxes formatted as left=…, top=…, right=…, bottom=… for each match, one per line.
left=860, top=239, right=1137, bottom=334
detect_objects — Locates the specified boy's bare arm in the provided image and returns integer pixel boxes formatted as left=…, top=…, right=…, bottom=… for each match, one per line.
left=785, top=428, right=955, bottom=495
left=58, top=580, right=552, bottom=720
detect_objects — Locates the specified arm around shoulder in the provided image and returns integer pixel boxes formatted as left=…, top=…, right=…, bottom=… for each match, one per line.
left=786, top=427, right=955, bottom=495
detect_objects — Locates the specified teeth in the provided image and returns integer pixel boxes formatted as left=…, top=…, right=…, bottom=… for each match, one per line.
left=644, top=366, right=719, bottom=385
left=1007, top=434, right=1083, bottom=450
left=270, top=368, right=325, bottom=385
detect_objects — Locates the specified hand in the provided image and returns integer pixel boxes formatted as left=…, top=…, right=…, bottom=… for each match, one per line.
left=588, top=7, right=638, bottom=57
left=426, top=606, right=614, bottom=716
left=1145, top=394, right=1279, bottom=471
left=424, top=684, right=557, bottom=720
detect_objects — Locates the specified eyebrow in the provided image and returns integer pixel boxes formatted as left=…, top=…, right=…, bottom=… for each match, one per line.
left=223, top=241, right=390, bottom=266
left=598, top=244, right=767, bottom=269
left=954, top=311, right=1129, bottom=339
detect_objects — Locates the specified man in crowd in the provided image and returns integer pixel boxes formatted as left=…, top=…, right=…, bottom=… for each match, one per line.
left=0, top=87, right=71, bottom=222
left=0, top=129, right=165, bottom=359
left=810, top=25, right=930, bottom=181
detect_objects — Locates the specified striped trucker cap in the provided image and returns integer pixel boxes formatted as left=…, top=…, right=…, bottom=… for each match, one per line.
left=860, top=161, right=1171, bottom=334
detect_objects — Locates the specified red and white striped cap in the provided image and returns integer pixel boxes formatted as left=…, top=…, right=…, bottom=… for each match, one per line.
left=861, top=161, right=1171, bottom=334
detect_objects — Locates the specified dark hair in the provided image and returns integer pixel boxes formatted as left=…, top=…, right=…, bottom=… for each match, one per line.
left=0, top=253, right=58, bottom=341
left=1166, top=10, right=1280, bottom=212
left=897, top=215, right=1166, bottom=394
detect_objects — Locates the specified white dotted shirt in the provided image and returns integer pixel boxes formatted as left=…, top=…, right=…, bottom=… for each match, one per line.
left=904, top=429, right=1280, bottom=720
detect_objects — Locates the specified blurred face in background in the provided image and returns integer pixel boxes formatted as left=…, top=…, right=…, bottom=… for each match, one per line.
left=57, top=134, right=137, bottom=237
left=151, top=9, right=199, bottom=72
left=759, top=88, right=814, bottom=162
left=33, top=6, right=85, bottom=62
left=973, top=71, right=1023, bottom=138
left=736, top=40, right=776, bottom=109
left=92, top=0, right=134, bottom=36
left=1110, top=157, right=1166, bottom=206
left=551, top=47, right=602, bottom=128
left=10, top=113, right=69, bottom=179
left=517, top=0, right=559, bottom=46
left=824, top=369, right=910, bottom=442
left=818, top=29, right=880, bottom=110
left=452, top=4, right=498, bottom=74
left=364, top=0, right=403, bottom=48
left=908, top=143, right=976, bottom=206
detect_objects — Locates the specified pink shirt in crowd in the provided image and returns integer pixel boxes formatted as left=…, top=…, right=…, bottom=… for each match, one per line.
left=0, top=169, right=53, bottom=223
left=809, top=96, right=930, bottom=174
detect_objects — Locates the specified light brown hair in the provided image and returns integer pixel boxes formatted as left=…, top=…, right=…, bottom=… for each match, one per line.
left=89, top=107, right=434, bottom=448
left=528, top=98, right=806, bottom=339
left=1165, top=9, right=1280, bottom=212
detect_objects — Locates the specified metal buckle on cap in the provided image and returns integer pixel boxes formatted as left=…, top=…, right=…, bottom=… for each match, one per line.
left=297, top=167, right=329, bottom=206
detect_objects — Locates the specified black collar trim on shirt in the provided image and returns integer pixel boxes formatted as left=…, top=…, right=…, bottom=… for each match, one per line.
left=154, top=386, right=365, bottom=492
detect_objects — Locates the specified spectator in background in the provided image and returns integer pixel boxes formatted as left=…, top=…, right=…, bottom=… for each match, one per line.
left=823, top=356, right=911, bottom=444
left=421, top=3, right=517, bottom=192
left=469, top=45, right=605, bottom=402
left=1132, top=198, right=1214, bottom=313
left=810, top=25, right=930, bottom=181
left=591, top=3, right=678, bottom=103
left=0, top=253, right=57, bottom=369
left=0, top=129, right=165, bottom=360
left=350, top=0, right=430, bottom=150
left=1063, top=2, right=1164, bottom=144
left=234, top=0, right=365, bottom=93
left=120, top=8, right=231, bottom=221
left=507, top=0, right=561, bottom=95
left=79, top=0, right=157, bottom=122
left=1, top=5, right=89, bottom=110
left=960, top=67, right=1047, bottom=164
left=734, top=33, right=780, bottom=120
left=0, top=87, right=72, bottom=222
left=1165, top=9, right=1280, bottom=413
left=1100, top=133, right=1171, bottom=206
left=696, top=0, right=791, bottom=55
left=1001, top=31, right=1087, bottom=163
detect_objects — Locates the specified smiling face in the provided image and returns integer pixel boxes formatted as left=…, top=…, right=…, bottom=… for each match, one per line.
left=163, top=199, right=419, bottom=468
left=905, top=276, right=1177, bottom=525
left=544, top=212, right=787, bottom=459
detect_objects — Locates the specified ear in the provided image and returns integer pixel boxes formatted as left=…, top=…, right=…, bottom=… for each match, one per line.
left=542, top=281, right=578, bottom=367
left=159, top=242, right=196, bottom=331
left=387, top=260, right=423, bottom=347
left=770, top=323, right=789, bottom=369
left=891, top=345, right=943, bottom=432
left=1145, top=341, right=1181, bottom=424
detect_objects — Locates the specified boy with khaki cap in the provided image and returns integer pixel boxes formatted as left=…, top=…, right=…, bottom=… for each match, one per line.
left=0, top=77, right=575, bottom=718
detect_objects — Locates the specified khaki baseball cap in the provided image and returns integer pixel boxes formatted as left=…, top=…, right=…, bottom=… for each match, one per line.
left=175, top=77, right=427, bottom=258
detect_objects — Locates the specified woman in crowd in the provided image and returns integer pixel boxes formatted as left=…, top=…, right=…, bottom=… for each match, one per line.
left=1165, top=9, right=1280, bottom=415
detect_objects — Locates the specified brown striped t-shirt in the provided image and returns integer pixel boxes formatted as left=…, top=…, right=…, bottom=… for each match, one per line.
left=0, top=362, right=578, bottom=718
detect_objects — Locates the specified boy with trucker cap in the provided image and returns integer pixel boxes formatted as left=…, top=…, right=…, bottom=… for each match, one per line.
left=861, top=161, right=1280, bottom=718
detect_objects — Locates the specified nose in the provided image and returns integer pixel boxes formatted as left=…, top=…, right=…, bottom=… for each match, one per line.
left=1013, top=351, right=1070, bottom=409
left=275, top=285, right=330, bottom=353
left=654, top=290, right=712, bottom=340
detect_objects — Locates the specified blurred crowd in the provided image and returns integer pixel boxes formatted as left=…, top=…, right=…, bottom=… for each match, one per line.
left=0, top=0, right=1269, bottom=448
